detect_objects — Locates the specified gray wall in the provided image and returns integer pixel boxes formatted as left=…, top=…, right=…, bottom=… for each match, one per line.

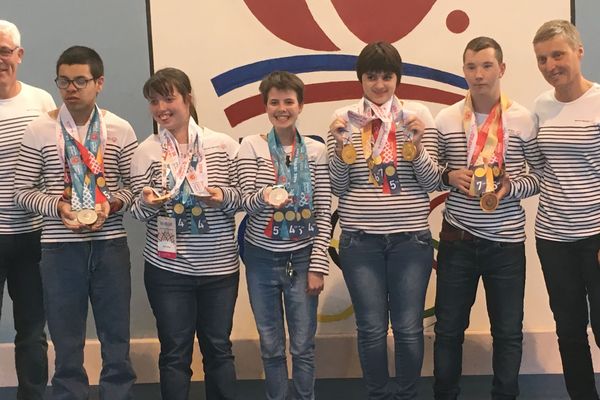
left=1, top=0, right=600, bottom=342
left=1, top=0, right=155, bottom=341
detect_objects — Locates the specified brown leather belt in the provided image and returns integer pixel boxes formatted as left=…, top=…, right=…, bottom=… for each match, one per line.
left=439, top=219, right=476, bottom=241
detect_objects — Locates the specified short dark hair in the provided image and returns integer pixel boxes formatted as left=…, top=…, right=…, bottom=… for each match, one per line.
left=56, top=46, right=104, bottom=79
left=259, top=71, right=304, bottom=105
left=143, top=67, right=198, bottom=124
left=463, top=37, right=503, bottom=64
left=356, top=42, right=402, bottom=85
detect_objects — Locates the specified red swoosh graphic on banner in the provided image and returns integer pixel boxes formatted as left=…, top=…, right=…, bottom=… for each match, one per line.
left=224, top=81, right=464, bottom=127
left=332, top=0, right=437, bottom=43
left=243, top=0, right=339, bottom=51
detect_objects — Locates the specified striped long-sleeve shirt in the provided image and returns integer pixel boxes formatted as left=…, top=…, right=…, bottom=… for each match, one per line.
left=327, top=99, right=440, bottom=234
left=0, top=82, right=55, bottom=234
left=130, top=127, right=241, bottom=276
left=237, top=134, right=331, bottom=274
left=534, top=84, right=600, bottom=241
left=434, top=99, right=544, bottom=242
left=14, top=109, right=137, bottom=242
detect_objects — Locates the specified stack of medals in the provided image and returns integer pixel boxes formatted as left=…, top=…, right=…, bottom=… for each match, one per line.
left=464, top=93, right=510, bottom=213
left=264, top=129, right=318, bottom=240
left=347, top=99, right=404, bottom=194
left=59, top=105, right=111, bottom=226
left=160, top=120, right=210, bottom=236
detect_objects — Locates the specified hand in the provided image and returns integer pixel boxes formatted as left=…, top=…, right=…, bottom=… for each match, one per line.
left=448, top=169, right=473, bottom=195
left=200, top=187, right=224, bottom=208
left=495, top=172, right=511, bottom=201
left=88, top=201, right=110, bottom=231
left=108, top=198, right=124, bottom=215
left=58, top=200, right=85, bottom=232
left=403, top=115, right=426, bottom=154
left=329, top=117, right=348, bottom=158
left=306, top=271, right=324, bottom=296
left=263, top=186, right=293, bottom=209
left=597, top=249, right=600, bottom=267
left=142, top=186, right=170, bottom=208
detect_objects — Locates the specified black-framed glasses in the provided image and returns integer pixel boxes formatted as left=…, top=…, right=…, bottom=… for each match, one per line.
left=54, top=76, right=96, bottom=90
left=0, top=46, right=19, bottom=58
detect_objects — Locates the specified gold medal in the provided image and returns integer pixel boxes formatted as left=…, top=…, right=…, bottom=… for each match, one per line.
left=191, top=206, right=202, bottom=216
left=480, top=192, right=499, bottom=212
left=273, top=211, right=284, bottom=222
left=341, top=144, right=357, bottom=164
left=77, top=209, right=98, bottom=225
left=301, top=208, right=312, bottom=219
left=173, top=203, right=185, bottom=214
left=402, top=141, right=417, bottom=161
left=372, top=154, right=382, bottom=165
left=96, top=176, right=106, bottom=187
left=285, top=210, right=296, bottom=221
left=269, top=187, right=289, bottom=206
left=474, top=166, right=487, bottom=178
left=385, top=165, right=396, bottom=176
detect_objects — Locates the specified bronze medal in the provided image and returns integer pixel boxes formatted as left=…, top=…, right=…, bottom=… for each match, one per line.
left=385, top=165, right=396, bottom=176
left=77, top=209, right=98, bottom=225
left=301, top=208, right=312, bottom=219
left=273, top=211, right=284, bottom=222
left=285, top=210, right=296, bottom=221
left=402, top=141, right=417, bottom=161
left=480, top=192, right=499, bottom=212
left=173, top=203, right=185, bottom=214
left=341, top=144, right=357, bottom=164
left=191, top=205, right=202, bottom=216
left=96, top=176, right=106, bottom=187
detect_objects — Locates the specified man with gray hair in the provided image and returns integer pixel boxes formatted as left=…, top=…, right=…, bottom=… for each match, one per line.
left=533, top=19, right=600, bottom=400
left=0, top=19, right=55, bottom=399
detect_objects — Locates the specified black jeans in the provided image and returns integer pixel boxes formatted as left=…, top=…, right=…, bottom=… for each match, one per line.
left=434, top=230, right=525, bottom=400
left=0, top=230, right=48, bottom=400
left=537, top=235, right=600, bottom=400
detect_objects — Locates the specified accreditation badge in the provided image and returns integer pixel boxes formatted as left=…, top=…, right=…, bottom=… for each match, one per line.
left=157, top=216, right=177, bottom=259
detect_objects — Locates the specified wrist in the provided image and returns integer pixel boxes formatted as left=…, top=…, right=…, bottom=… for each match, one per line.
left=442, top=168, right=452, bottom=186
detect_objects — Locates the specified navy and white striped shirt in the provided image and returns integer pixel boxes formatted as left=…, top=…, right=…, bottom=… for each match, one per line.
left=0, top=82, right=55, bottom=234
left=434, top=99, right=543, bottom=242
left=130, top=127, right=241, bottom=276
left=534, top=84, right=600, bottom=241
left=237, top=134, right=331, bottom=275
left=328, top=99, right=439, bottom=234
left=14, top=110, right=137, bottom=242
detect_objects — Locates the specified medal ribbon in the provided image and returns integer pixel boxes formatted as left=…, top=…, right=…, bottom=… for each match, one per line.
left=264, top=128, right=317, bottom=240
left=56, top=104, right=110, bottom=211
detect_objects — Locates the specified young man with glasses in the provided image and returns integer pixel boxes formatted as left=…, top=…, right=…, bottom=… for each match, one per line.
left=0, top=19, right=55, bottom=400
left=14, top=45, right=137, bottom=400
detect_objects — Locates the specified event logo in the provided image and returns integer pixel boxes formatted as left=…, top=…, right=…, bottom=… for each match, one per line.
left=210, top=0, right=470, bottom=128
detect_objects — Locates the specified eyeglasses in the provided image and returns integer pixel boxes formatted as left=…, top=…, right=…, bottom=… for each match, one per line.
left=54, top=77, right=96, bottom=90
left=0, top=46, right=19, bottom=58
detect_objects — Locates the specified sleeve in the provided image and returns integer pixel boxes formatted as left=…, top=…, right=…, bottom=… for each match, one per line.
left=129, top=141, right=162, bottom=222
left=14, top=123, right=61, bottom=218
left=217, top=136, right=242, bottom=216
left=236, top=137, right=270, bottom=215
left=410, top=105, right=444, bottom=192
left=111, top=123, right=137, bottom=212
left=327, top=111, right=351, bottom=197
left=309, top=143, right=332, bottom=274
left=508, top=114, right=544, bottom=199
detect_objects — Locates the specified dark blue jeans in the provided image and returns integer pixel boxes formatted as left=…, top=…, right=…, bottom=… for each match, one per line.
left=244, top=242, right=318, bottom=400
left=339, top=229, right=433, bottom=400
left=144, top=263, right=239, bottom=400
left=40, top=238, right=136, bottom=400
left=537, top=235, right=600, bottom=400
left=433, top=235, right=525, bottom=400
left=0, top=230, right=47, bottom=400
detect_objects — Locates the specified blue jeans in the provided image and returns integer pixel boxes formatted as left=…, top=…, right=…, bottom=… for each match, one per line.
left=244, top=241, right=318, bottom=400
left=40, top=238, right=136, bottom=400
left=434, top=233, right=525, bottom=400
left=339, top=229, right=433, bottom=400
left=0, top=230, right=47, bottom=400
left=537, top=235, right=600, bottom=400
left=144, top=263, right=239, bottom=400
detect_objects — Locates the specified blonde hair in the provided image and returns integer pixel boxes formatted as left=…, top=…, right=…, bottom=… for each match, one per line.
left=533, top=19, right=582, bottom=49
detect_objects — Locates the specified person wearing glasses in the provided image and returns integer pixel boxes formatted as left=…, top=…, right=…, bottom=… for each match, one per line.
left=0, top=20, right=55, bottom=400
left=237, top=71, right=331, bottom=400
left=14, top=46, right=137, bottom=400
left=130, top=68, right=241, bottom=400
